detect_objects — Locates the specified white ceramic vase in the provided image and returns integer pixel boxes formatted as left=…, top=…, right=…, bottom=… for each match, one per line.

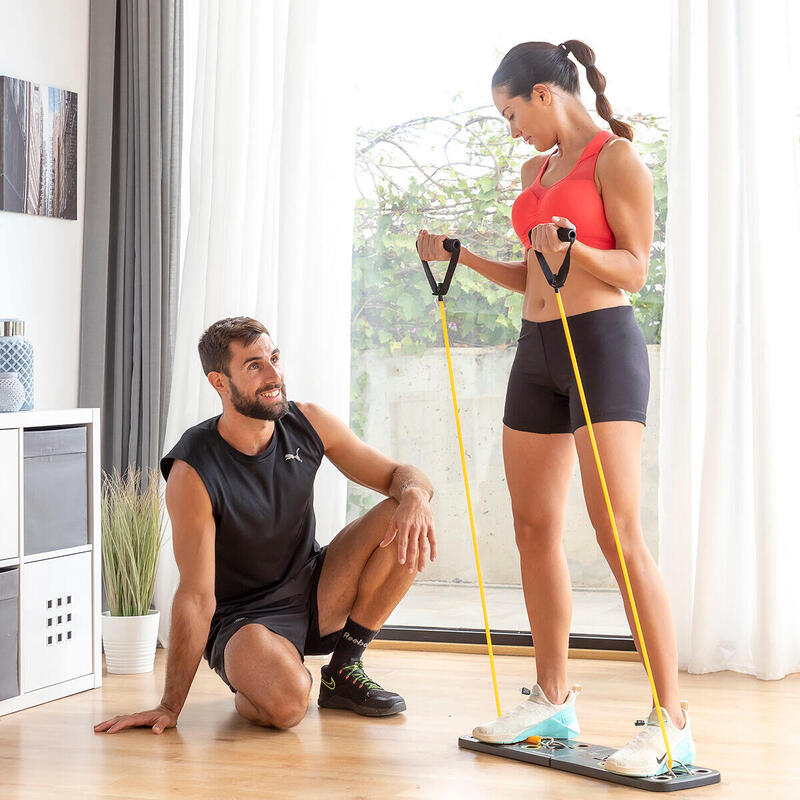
left=101, top=610, right=160, bottom=674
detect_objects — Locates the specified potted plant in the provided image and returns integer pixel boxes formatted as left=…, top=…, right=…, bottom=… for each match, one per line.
left=101, top=467, right=164, bottom=674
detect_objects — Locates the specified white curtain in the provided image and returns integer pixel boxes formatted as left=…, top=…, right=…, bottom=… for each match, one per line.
left=660, top=0, right=800, bottom=679
left=153, top=0, right=355, bottom=645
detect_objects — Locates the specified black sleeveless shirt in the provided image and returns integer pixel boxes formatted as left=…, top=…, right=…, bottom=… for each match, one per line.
left=160, top=401, right=325, bottom=613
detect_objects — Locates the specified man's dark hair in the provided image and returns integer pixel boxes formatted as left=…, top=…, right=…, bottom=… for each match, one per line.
left=198, top=317, right=271, bottom=376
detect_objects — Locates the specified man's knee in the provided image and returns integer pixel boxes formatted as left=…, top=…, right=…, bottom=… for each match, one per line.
left=268, top=669, right=311, bottom=728
left=372, top=496, right=400, bottom=523
left=225, top=624, right=312, bottom=728
left=265, top=694, right=309, bottom=730
left=359, top=497, right=401, bottom=547
left=237, top=694, right=309, bottom=730
left=235, top=670, right=311, bottom=729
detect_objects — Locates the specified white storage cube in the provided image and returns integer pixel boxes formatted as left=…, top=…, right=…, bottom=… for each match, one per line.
left=24, top=427, right=88, bottom=555
left=0, top=429, right=19, bottom=560
left=21, top=551, right=93, bottom=692
left=0, top=409, right=101, bottom=718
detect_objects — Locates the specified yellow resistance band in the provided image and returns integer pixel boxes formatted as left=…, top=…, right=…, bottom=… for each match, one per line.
left=554, top=290, right=673, bottom=769
left=438, top=298, right=502, bottom=718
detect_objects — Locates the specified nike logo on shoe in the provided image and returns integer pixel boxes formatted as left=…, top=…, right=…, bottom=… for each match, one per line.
left=656, top=752, right=668, bottom=765
left=321, top=675, right=335, bottom=691
left=285, top=448, right=303, bottom=462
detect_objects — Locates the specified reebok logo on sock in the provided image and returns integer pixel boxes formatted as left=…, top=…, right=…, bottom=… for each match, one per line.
left=329, top=617, right=378, bottom=670
left=341, top=630, right=369, bottom=648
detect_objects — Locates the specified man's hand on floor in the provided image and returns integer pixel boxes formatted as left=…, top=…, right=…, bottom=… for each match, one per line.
left=93, top=703, right=179, bottom=735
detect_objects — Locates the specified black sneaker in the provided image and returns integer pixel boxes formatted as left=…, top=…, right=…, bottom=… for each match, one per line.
left=318, top=661, right=406, bottom=717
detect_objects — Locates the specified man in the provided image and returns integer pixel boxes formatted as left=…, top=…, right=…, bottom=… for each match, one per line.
left=94, top=317, right=436, bottom=734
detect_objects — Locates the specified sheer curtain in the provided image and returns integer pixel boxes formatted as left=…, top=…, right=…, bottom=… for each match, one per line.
left=153, top=0, right=355, bottom=644
left=660, top=0, right=800, bottom=679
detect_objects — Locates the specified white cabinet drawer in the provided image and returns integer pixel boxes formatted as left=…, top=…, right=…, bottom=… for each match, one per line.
left=0, top=429, right=19, bottom=561
left=21, top=552, right=92, bottom=692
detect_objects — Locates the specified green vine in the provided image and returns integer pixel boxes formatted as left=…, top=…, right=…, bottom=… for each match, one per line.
left=351, top=107, right=667, bottom=354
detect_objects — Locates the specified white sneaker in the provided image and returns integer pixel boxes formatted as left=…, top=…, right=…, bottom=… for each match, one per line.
left=604, top=705, right=697, bottom=777
left=471, top=684, right=581, bottom=744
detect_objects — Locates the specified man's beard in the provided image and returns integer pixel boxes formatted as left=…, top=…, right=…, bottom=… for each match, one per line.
left=229, top=378, right=289, bottom=421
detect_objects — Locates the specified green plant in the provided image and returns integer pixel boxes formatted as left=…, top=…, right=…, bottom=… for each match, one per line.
left=101, top=467, right=164, bottom=616
left=351, top=107, right=668, bottom=355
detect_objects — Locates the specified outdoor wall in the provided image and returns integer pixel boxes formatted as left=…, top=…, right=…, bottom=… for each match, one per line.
left=351, top=345, right=660, bottom=589
left=0, top=0, right=90, bottom=410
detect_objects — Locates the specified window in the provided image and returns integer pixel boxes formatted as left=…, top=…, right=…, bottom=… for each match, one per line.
left=348, top=1, right=670, bottom=641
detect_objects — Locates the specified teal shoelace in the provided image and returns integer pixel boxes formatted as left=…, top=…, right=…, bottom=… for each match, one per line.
left=339, top=661, right=383, bottom=690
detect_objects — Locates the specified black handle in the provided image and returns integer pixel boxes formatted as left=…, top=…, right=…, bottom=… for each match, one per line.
left=557, top=228, right=576, bottom=243
left=530, top=226, right=576, bottom=291
left=417, top=237, right=461, bottom=299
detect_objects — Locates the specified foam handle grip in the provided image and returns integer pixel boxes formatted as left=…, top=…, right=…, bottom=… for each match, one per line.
left=443, top=237, right=461, bottom=252
left=558, top=228, right=576, bottom=243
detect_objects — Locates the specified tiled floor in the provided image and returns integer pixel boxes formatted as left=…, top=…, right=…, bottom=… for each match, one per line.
left=386, top=582, right=630, bottom=636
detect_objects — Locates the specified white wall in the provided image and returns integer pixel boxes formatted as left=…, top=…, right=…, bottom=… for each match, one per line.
left=0, top=0, right=90, bottom=410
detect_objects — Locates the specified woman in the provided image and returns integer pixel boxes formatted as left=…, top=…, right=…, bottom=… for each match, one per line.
left=417, top=40, right=695, bottom=778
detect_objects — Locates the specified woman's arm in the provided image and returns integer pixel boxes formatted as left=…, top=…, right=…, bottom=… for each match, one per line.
left=567, top=139, right=654, bottom=293
left=457, top=247, right=528, bottom=294
left=417, top=155, right=548, bottom=295
left=416, top=229, right=528, bottom=294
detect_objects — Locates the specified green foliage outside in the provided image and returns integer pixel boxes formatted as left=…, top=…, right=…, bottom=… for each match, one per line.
left=349, top=106, right=668, bottom=448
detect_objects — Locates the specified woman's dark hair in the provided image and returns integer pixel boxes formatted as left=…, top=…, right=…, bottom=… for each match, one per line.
left=492, top=40, right=634, bottom=141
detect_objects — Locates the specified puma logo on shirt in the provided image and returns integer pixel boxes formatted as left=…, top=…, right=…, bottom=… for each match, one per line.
left=285, top=448, right=302, bottom=463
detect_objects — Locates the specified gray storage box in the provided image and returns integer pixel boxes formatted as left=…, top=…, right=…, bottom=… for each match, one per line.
left=0, top=568, right=19, bottom=701
left=24, top=427, right=88, bottom=555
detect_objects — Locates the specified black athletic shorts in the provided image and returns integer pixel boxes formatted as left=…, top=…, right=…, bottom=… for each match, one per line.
left=205, top=545, right=344, bottom=693
left=503, top=305, right=650, bottom=434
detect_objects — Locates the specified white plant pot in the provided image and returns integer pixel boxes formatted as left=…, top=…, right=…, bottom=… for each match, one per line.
left=102, top=610, right=160, bottom=674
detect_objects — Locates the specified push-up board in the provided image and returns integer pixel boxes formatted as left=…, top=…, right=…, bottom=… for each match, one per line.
left=458, top=735, right=721, bottom=792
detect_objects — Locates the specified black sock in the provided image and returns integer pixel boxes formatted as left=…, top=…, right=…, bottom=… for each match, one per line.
left=329, top=617, right=378, bottom=670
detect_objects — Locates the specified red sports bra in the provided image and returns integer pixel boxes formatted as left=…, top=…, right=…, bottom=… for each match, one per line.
left=511, top=130, right=617, bottom=252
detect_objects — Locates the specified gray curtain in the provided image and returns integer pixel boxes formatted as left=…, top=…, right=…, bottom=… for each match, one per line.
left=79, top=0, right=182, bottom=475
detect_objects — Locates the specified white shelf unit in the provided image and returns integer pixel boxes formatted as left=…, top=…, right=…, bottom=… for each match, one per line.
left=0, top=408, right=102, bottom=716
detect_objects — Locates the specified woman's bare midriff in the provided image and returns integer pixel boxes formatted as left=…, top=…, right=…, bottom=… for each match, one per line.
left=522, top=246, right=629, bottom=321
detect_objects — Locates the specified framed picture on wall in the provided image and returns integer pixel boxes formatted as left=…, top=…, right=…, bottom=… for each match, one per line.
left=0, top=74, right=78, bottom=220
